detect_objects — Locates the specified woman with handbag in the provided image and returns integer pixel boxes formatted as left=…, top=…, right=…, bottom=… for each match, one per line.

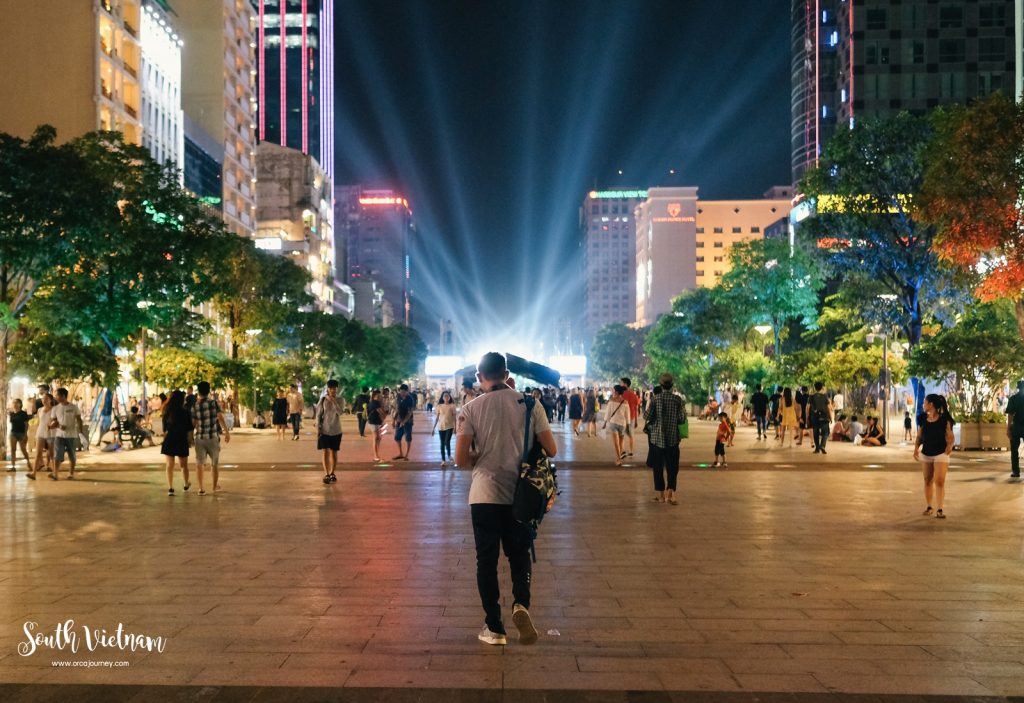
left=603, top=385, right=630, bottom=465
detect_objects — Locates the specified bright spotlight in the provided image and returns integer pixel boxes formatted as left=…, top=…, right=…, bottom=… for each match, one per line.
left=424, top=355, right=465, bottom=376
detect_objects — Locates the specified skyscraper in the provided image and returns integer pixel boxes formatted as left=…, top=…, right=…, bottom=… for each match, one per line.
left=140, top=1, right=184, bottom=177
left=176, top=0, right=258, bottom=238
left=338, top=187, right=415, bottom=328
left=580, top=189, right=647, bottom=347
left=252, top=0, right=334, bottom=182
left=791, top=0, right=1017, bottom=185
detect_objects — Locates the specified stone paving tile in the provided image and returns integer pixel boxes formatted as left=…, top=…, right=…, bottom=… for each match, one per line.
left=734, top=674, right=831, bottom=693
left=807, top=673, right=996, bottom=696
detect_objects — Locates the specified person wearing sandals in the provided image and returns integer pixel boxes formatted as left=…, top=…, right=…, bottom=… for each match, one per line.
left=161, top=390, right=193, bottom=495
left=50, top=388, right=83, bottom=481
left=191, top=381, right=230, bottom=495
left=914, top=393, right=955, bottom=519
left=315, top=380, right=343, bottom=484
left=643, top=373, right=684, bottom=504
left=367, top=390, right=385, bottom=462
left=603, top=385, right=630, bottom=465
left=8, top=399, right=31, bottom=472
left=28, top=393, right=55, bottom=480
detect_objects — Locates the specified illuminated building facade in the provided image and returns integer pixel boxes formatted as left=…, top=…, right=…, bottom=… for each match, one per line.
left=176, top=0, right=258, bottom=237
left=580, top=189, right=648, bottom=347
left=0, top=0, right=143, bottom=146
left=340, top=187, right=415, bottom=328
left=140, top=1, right=183, bottom=176
left=255, top=142, right=334, bottom=312
left=792, top=0, right=1017, bottom=185
left=251, top=0, right=334, bottom=182
left=635, top=188, right=792, bottom=328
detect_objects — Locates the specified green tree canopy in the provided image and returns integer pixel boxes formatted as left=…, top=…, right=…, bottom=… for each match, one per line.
left=590, top=323, right=646, bottom=382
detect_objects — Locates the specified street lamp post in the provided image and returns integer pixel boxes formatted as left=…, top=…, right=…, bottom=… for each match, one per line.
left=245, top=329, right=262, bottom=423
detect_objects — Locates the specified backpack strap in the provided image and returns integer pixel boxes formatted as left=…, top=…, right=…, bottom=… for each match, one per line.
left=521, top=395, right=534, bottom=465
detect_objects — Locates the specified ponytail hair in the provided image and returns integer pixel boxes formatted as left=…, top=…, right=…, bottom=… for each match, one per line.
left=925, top=393, right=955, bottom=428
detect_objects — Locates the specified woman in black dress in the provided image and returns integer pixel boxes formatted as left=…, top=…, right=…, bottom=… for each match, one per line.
left=271, top=389, right=289, bottom=441
left=161, top=390, right=193, bottom=496
left=568, top=389, right=584, bottom=436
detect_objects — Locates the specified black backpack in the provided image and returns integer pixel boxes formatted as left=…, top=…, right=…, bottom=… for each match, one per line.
left=512, top=396, right=558, bottom=561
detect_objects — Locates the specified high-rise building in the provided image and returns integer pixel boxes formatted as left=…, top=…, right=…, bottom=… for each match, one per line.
left=251, top=0, right=334, bottom=182
left=176, top=0, right=258, bottom=237
left=791, top=0, right=1017, bottom=185
left=580, top=189, right=648, bottom=347
left=0, top=0, right=144, bottom=145
left=340, top=187, right=415, bottom=328
left=255, top=142, right=334, bottom=311
left=635, top=188, right=792, bottom=328
left=1016, top=0, right=1024, bottom=99
left=140, top=1, right=184, bottom=177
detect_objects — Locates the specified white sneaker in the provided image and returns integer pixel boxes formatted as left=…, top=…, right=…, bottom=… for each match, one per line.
left=512, top=604, right=538, bottom=645
left=478, top=625, right=507, bottom=646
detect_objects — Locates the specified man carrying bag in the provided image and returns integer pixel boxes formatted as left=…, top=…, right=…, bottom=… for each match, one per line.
left=456, top=352, right=557, bottom=647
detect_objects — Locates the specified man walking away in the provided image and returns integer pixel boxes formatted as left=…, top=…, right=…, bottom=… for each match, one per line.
left=354, top=386, right=371, bottom=437
left=393, top=384, right=416, bottom=460
left=50, top=388, right=82, bottom=480
left=191, top=381, right=230, bottom=494
left=644, top=374, right=685, bottom=504
left=620, top=377, right=640, bottom=457
left=286, top=384, right=304, bottom=441
left=457, top=352, right=557, bottom=646
left=810, top=382, right=833, bottom=454
left=1006, top=380, right=1024, bottom=478
left=750, top=384, right=769, bottom=440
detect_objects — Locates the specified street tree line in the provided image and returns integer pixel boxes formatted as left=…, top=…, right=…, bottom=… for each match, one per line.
left=0, top=126, right=426, bottom=447
left=590, top=94, right=1024, bottom=421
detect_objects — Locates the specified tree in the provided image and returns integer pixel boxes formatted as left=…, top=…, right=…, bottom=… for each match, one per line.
left=340, top=325, right=427, bottom=391
left=908, top=301, right=1024, bottom=422
left=8, top=326, right=119, bottom=390
left=803, top=345, right=907, bottom=412
left=718, top=237, right=825, bottom=359
left=801, top=112, right=968, bottom=413
left=144, top=347, right=220, bottom=391
left=29, top=131, right=237, bottom=356
left=921, top=93, right=1024, bottom=340
left=590, top=323, right=646, bottom=381
left=0, top=126, right=94, bottom=451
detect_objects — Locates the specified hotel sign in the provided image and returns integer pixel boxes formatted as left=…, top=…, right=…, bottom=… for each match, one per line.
left=653, top=202, right=695, bottom=223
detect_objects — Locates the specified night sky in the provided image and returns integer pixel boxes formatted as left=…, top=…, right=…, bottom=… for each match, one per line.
left=332, top=0, right=792, bottom=352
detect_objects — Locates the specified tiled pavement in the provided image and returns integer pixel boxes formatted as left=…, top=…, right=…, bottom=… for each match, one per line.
left=1, top=414, right=1022, bottom=700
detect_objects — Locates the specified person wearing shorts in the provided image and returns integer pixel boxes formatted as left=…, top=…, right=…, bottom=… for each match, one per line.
left=8, top=399, right=31, bottom=472
left=191, top=381, right=230, bottom=494
left=50, top=388, right=82, bottom=480
left=392, top=384, right=415, bottom=460
left=315, top=380, right=343, bottom=484
left=603, top=385, right=630, bottom=465
left=914, top=393, right=955, bottom=519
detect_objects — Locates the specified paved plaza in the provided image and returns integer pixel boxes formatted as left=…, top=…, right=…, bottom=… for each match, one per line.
left=1, top=415, right=1023, bottom=700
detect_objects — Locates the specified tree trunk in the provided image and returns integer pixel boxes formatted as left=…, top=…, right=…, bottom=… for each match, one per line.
left=1015, top=297, right=1024, bottom=343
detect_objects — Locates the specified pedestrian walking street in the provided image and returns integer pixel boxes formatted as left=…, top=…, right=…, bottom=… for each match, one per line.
left=1, top=415, right=1023, bottom=700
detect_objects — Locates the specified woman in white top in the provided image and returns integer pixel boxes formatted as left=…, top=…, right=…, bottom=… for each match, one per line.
left=603, top=385, right=631, bottom=466
left=431, top=390, right=457, bottom=467
left=29, top=393, right=55, bottom=480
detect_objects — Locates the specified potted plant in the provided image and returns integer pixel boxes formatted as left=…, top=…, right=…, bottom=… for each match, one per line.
left=909, top=302, right=1024, bottom=449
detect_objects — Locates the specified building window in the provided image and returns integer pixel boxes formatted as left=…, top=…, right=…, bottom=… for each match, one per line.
left=866, top=8, right=886, bottom=30
left=904, top=40, right=925, bottom=65
left=696, top=241, right=705, bottom=248
left=902, top=73, right=923, bottom=99
left=978, top=37, right=1005, bottom=63
left=902, top=5, right=925, bottom=30
left=696, top=270, right=704, bottom=277
left=979, top=3, right=1006, bottom=27
left=696, top=256, right=704, bottom=262
left=866, top=42, right=890, bottom=65
left=978, top=72, right=1002, bottom=96
left=938, top=38, right=964, bottom=63
left=938, top=6, right=963, bottom=29
left=696, top=227, right=704, bottom=233
left=713, top=256, right=724, bottom=262
left=713, top=227, right=723, bottom=233
left=731, top=227, right=742, bottom=234
left=751, top=226, right=760, bottom=233
left=713, top=242, right=724, bottom=248
left=940, top=72, right=966, bottom=99
left=713, top=270, right=723, bottom=277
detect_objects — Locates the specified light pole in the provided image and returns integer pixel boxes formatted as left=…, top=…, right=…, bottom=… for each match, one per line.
left=245, top=329, right=262, bottom=423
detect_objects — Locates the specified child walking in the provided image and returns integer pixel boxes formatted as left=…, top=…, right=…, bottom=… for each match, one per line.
left=713, top=411, right=732, bottom=468
left=903, top=411, right=912, bottom=442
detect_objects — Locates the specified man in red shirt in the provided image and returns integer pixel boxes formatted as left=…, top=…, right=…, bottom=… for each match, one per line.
left=620, top=377, right=641, bottom=458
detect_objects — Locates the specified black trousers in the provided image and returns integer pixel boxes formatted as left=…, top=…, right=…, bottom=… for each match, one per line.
left=357, top=413, right=367, bottom=437
left=289, top=413, right=302, bottom=438
left=471, top=503, right=532, bottom=633
left=813, top=418, right=830, bottom=451
left=649, top=443, right=680, bottom=491
left=1011, top=427, right=1023, bottom=474
left=439, top=428, right=454, bottom=460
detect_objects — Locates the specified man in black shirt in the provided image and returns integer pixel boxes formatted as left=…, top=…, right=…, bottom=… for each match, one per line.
left=1006, top=380, right=1024, bottom=478
left=353, top=386, right=371, bottom=437
left=750, top=384, right=769, bottom=440
left=393, top=384, right=416, bottom=460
